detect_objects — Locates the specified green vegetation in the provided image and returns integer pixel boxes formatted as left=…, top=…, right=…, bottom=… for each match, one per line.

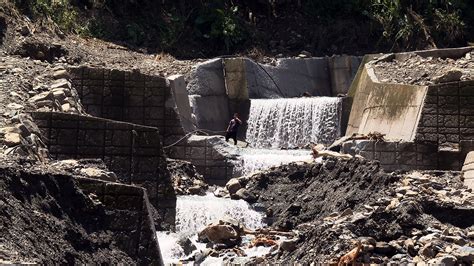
left=11, top=0, right=474, bottom=56
left=13, top=0, right=81, bottom=33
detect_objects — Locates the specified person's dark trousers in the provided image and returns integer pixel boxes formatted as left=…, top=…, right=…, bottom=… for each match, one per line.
left=225, top=131, right=238, bottom=145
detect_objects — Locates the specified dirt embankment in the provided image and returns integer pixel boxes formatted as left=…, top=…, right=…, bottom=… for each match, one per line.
left=0, top=157, right=134, bottom=264
left=239, top=158, right=474, bottom=264
left=244, top=158, right=397, bottom=230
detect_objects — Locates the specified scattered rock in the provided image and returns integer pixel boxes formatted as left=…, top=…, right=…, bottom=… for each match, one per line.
left=50, top=79, right=72, bottom=90
left=3, top=133, right=22, bottom=147
left=374, top=53, right=473, bottom=85
left=53, top=69, right=69, bottom=79
left=226, top=178, right=242, bottom=194
left=432, top=69, right=463, bottom=84
left=80, top=167, right=118, bottom=182
left=231, top=188, right=256, bottom=202
left=451, top=246, right=474, bottom=263
left=7, top=103, right=24, bottom=110
left=374, top=241, right=395, bottom=255
left=28, top=91, right=52, bottom=103
left=428, top=254, right=457, bottom=266
left=279, top=238, right=298, bottom=252
left=167, top=159, right=208, bottom=195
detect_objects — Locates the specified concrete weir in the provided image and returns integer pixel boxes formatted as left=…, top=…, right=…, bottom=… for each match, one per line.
left=172, top=55, right=361, bottom=184
left=343, top=47, right=474, bottom=174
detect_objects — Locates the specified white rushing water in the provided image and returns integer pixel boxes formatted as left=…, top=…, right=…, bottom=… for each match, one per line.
left=157, top=194, right=265, bottom=265
left=246, top=97, right=342, bottom=149
left=235, top=148, right=312, bottom=176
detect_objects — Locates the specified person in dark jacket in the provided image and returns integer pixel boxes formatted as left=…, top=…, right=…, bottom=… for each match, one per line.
left=226, top=113, right=242, bottom=145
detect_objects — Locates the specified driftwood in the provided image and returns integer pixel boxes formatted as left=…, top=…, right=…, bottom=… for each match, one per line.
left=312, top=144, right=353, bottom=160
left=243, top=228, right=295, bottom=237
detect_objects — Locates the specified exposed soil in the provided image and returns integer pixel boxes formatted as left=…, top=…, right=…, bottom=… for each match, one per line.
left=245, top=158, right=398, bottom=231
left=373, top=52, right=474, bottom=86
left=0, top=7, right=202, bottom=79
left=0, top=156, right=134, bottom=264
left=241, top=158, right=474, bottom=264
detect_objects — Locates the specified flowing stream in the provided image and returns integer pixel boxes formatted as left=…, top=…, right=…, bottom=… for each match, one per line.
left=157, top=96, right=343, bottom=264
left=157, top=194, right=268, bottom=265
left=235, top=148, right=312, bottom=176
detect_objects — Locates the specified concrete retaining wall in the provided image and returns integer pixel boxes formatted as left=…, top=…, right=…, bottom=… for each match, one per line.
left=68, top=66, right=238, bottom=184
left=166, top=135, right=239, bottom=185
left=342, top=140, right=461, bottom=171
left=188, top=59, right=229, bottom=133
left=31, top=112, right=176, bottom=229
left=68, top=66, right=186, bottom=146
left=223, top=56, right=362, bottom=99
left=77, top=178, right=163, bottom=263
left=416, top=80, right=474, bottom=149
left=346, top=65, right=427, bottom=141
left=344, top=47, right=474, bottom=171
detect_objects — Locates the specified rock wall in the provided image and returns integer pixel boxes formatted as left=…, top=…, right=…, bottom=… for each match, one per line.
left=416, top=80, right=474, bottom=150
left=31, top=112, right=176, bottom=229
left=77, top=178, right=163, bottom=263
left=342, top=140, right=461, bottom=171
left=166, top=135, right=239, bottom=185
left=68, top=66, right=186, bottom=146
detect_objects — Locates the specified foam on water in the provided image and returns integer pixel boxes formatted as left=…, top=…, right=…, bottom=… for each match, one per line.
left=235, top=148, right=312, bottom=176
left=246, top=97, right=342, bottom=149
left=157, top=193, right=265, bottom=264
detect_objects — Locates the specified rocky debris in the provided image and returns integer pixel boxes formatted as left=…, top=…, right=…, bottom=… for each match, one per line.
left=239, top=159, right=474, bottom=264
left=244, top=158, right=397, bottom=231
left=79, top=168, right=117, bottom=182
left=0, top=114, right=48, bottom=161
left=329, top=132, right=386, bottom=152
left=373, top=52, right=474, bottom=85
left=432, top=68, right=463, bottom=84
left=297, top=50, right=312, bottom=58
left=166, top=158, right=208, bottom=195
left=11, top=38, right=68, bottom=63
left=28, top=68, right=84, bottom=114
left=51, top=158, right=118, bottom=182
left=311, top=144, right=353, bottom=160
left=0, top=157, right=135, bottom=264
left=10, top=35, right=202, bottom=78
left=224, top=176, right=253, bottom=200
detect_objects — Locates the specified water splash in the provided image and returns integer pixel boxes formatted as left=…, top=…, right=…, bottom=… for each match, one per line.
left=157, top=194, right=264, bottom=264
left=235, top=148, right=312, bottom=176
left=246, top=97, right=342, bottom=148
left=175, top=193, right=264, bottom=237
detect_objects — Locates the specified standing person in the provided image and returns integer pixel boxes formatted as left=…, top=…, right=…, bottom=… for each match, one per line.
left=226, top=113, right=242, bottom=145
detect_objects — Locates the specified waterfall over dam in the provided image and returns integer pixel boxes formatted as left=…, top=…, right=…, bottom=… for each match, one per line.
left=245, top=97, right=342, bottom=149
